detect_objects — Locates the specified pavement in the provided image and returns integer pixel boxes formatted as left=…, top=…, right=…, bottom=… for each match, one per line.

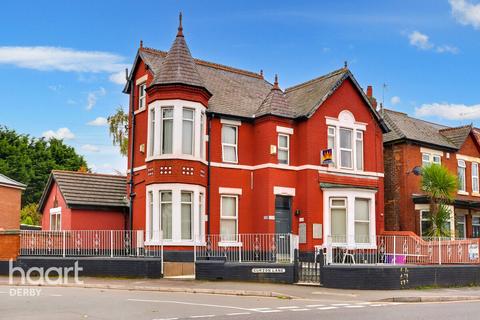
left=2, top=275, right=480, bottom=303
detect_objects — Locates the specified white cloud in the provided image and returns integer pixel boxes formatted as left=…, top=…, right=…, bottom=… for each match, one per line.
left=81, top=144, right=100, bottom=152
left=415, top=102, right=480, bottom=120
left=450, top=0, right=480, bottom=29
left=86, top=87, right=106, bottom=110
left=0, top=46, right=128, bottom=84
left=409, top=31, right=433, bottom=50
left=48, top=84, right=62, bottom=92
left=109, top=70, right=126, bottom=85
left=390, top=96, right=401, bottom=106
left=87, top=117, right=108, bottom=126
left=408, top=31, right=459, bottom=54
left=436, top=45, right=460, bottom=54
left=42, top=127, right=75, bottom=140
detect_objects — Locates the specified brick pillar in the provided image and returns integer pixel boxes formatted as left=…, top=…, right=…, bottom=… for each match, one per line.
left=0, top=230, right=20, bottom=261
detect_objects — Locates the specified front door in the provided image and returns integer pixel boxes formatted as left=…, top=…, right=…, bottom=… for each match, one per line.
left=275, top=196, right=292, bottom=234
left=275, top=196, right=292, bottom=261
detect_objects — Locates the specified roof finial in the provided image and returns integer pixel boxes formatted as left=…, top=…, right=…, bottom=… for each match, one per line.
left=140, top=40, right=143, bottom=48
left=344, top=60, right=348, bottom=69
left=177, top=12, right=184, bottom=37
left=273, top=74, right=279, bottom=89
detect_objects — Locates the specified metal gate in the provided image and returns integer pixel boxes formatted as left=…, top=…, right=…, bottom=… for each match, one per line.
left=296, top=249, right=323, bottom=284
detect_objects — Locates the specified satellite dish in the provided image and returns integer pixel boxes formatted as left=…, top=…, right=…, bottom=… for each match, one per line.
left=412, top=166, right=423, bottom=176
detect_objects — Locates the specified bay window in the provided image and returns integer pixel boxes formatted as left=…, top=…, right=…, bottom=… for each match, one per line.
left=458, top=160, right=466, bottom=192
left=324, top=188, right=376, bottom=247
left=473, top=162, right=479, bottom=193
left=161, top=107, right=174, bottom=154
left=278, top=134, right=289, bottom=165
left=222, top=125, right=238, bottom=163
left=182, top=108, right=195, bottom=155
left=147, top=100, right=206, bottom=160
left=339, top=128, right=353, bottom=169
left=146, top=184, right=205, bottom=244
left=149, top=109, right=155, bottom=156
left=160, top=191, right=173, bottom=240
left=181, top=192, right=193, bottom=240
left=330, top=198, right=347, bottom=243
left=220, top=195, right=238, bottom=241
left=354, top=198, right=370, bottom=243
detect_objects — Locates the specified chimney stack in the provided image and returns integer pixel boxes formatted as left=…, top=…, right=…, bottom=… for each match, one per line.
left=366, top=85, right=378, bottom=110
left=367, top=85, right=373, bottom=98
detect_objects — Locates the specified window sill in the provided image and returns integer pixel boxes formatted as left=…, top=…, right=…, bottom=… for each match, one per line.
left=222, top=160, right=239, bottom=164
left=134, top=107, right=146, bottom=115
left=472, top=192, right=480, bottom=197
left=458, top=191, right=469, bottom=196
left=146, top=154, right=207, bottom=164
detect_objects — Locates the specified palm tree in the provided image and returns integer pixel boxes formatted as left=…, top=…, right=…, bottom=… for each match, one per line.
left=420, top=164, right=458, bottom=238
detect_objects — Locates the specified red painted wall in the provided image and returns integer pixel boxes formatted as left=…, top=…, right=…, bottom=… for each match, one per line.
left=41, top=181, right=125, bottom=231
left=128, top=54, right=385, bottom=252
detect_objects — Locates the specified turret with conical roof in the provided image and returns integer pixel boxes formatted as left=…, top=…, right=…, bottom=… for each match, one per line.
left=149, top=13, right=211, bottom=101
left=255, top=74, right=295, bottom=118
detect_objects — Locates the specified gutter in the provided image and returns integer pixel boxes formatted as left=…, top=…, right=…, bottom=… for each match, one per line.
left=206, top=114, right=213, bottom=235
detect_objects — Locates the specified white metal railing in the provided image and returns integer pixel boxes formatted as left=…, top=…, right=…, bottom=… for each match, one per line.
left=20, top=230, right=163, bottom=258
left=324, top=235, right=480, bottom=265
left=195, top=233, right=299, bottom=263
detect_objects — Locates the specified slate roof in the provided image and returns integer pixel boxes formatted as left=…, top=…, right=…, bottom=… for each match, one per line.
left=255, top=76, right=295, bottom=118
left=38, top=171, right=128, bottom=211
left=383, top=109, right=473, bottom=150
left=0, top=173, right=26, bottom=189
left=151, top=27, right=207, bottom=90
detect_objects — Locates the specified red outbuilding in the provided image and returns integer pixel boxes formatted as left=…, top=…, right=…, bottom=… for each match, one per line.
left=123, top=16, right=389, bottom=257
left=39, top=171, right=128, bottom=231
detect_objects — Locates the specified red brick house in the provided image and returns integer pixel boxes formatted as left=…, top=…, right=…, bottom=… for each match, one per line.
left=123, top=16, right=389, bottom=255
left=39, top=171, right=128, bottom=231
left=384, top=109, right=480, bottom=238
left=0, top=173, right=25, bottom=260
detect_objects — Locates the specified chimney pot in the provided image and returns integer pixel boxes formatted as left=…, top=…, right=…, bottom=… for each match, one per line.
left=367, top=85, right=373, bottom=98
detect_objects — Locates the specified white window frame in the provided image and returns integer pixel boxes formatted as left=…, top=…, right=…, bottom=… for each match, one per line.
left=322, top=188, right=376, bottom=249
left=339, top=127, right=353, bottom=169
left=455, top=214, right=466, bottom=239
left=145, top=184, right=205, bottom=245
left=221, top=124, right=238, bottom=163
left=422, top=152, right=442, bottom=166
left=420, top=210, right=431, bottom=237
left=354, top=198, right=370, bottom=243
left=356, top=131, right=364, bottom=171
left=325, top=110, right=366, bottom=173
left=180, top=191, right=194, bottom=241
left=147, top=191, right=154, bottom=240
left=473, top=162, right=479, bottom=193
left=329, top=197, right=347, bottom=243
left=432, top=154, right=441, bottom=165
left=149, top=108, right=155, bottom=156
left=49, top=207, right=61, bottom=231
left=138, top=82, right=146, bottom=110
left=220, top=195, right=239, bottom=243
left=146, top=99, right=206, bottom=162
left=422, top=153, right=431, bottom=167
left=160, top=106, right=174, bottom=155
left=182, top=107, right=195, bottom=156
left=277, top=134, right=290, bottom=165
left=472, top=215, right=480, bottom=238
left=458, top=160, right=466, bottom=192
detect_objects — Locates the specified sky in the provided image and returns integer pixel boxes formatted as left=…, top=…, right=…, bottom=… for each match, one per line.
left=1, top=0, right=479, bottom=174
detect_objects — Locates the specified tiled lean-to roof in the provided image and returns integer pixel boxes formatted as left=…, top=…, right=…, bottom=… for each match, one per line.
left=38, top=170, right=128, bottom=211
left=383, top=109, right=475, bottom=150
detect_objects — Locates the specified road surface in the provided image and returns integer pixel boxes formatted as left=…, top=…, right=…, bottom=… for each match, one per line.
left=1, top=286, right=479, bottom=319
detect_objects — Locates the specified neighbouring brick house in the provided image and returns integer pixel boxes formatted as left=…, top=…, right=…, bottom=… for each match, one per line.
left=123, top=15, right=389, bottom=258
left=39, top=171, right=128, bottom=230
left=0, top=173, right=26, bottom=260
left=383, top=109, right=480, bottom=238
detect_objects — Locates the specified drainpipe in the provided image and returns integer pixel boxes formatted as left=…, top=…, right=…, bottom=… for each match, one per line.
left=128, top=68, right=136, bottom=231
left=207, top=113, right=213, bottom=236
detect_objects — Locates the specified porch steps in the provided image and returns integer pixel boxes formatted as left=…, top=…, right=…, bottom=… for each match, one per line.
left=163, top=262, right=195, bottom=277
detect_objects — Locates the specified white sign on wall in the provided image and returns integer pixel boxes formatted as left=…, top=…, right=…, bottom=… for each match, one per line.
left=469, top=244, right=479, bottom=260
left=251, top=268, right=286, bottom=274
